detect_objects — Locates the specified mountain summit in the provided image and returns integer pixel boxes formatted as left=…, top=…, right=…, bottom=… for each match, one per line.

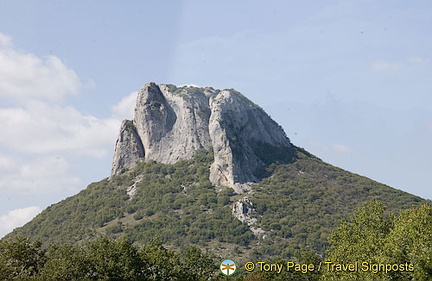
left=6, top=82, right=424, bottom=262
left=112, top=82, right=294, bottom=192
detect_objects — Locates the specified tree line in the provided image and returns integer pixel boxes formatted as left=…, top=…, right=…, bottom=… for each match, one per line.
left=1, top=201, right=431, bottom=280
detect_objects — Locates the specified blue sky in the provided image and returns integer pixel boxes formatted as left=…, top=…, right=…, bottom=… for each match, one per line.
left=0, top=0, right=431, bottom=237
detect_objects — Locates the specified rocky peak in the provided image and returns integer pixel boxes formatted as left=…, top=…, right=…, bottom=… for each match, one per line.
left=111, top=120, right=144, bottom=176
left=133, top=82, right=214, bottom=164
left=111, top=82, right=294, bottom=190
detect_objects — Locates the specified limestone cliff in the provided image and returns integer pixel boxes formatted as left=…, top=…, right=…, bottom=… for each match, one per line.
left=111, top=82, right=294, bottom=189
left=208, top=90, right=293, bottom=191
left=133, top=82, right=213, bottom=164
left=111, top=120, right=144, bottom=176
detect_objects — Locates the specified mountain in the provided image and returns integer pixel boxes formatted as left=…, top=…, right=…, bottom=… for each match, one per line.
left=5, top=82, right=425, bottom=262
left=111, top=82, right=293, bottom=192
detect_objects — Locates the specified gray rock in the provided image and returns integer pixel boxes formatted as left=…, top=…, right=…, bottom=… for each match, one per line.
left=209, top=90, right=293, bottom=189
left=232, top=197, right=267, bottom=238
left=110, top=82, right=294, bottom=190
left=232, top=197, right=258, bottom=225
left=133, top=82, right=213, bottom=164
left=111, top=120, right=144, bottom=177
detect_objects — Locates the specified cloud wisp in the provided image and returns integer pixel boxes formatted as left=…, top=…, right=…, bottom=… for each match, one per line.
left=0, top=33, right=81, bottom=103
left=0, top=206, right=42, bottom=238
left=111, top=91, right=138, bottom=120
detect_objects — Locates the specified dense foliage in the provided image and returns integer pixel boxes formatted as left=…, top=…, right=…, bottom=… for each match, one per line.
left=0, top=236, right=218, bottom=281
left=5, top=147, right=425, bottom=263
left=7, top=149, right=254, bottom=255
left=248, top=149, right=423, bottom=257
left=322, top=201, right=432, bottom=280
left=2, top=202, right=431, bottom=280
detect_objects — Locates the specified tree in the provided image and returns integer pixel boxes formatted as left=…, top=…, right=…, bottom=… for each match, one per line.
left=181, top=246, right=218, bottom=281
left=0, top=236, right=45, bottom=280
left=321, top=200, right=391, bottom=280
left=322, top=201, right=432, bottom=281
left=37, top=243, right=92, bottom=281
left=140, top=238, right=184, bottom=280
left=85, top=236, right=147, bottom=280
left=384, top=204, right=432, bottom=280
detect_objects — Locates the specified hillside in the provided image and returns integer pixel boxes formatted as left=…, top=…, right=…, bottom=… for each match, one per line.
left=4, top=83, right=426, bottom=264
left=6, top=146, right=424, bottom=262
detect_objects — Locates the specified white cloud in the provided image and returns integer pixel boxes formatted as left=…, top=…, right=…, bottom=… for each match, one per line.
left=0, top=28, right=125, bottom=235
left=0, top=32, right=128, bottom=200
left=0, top=206, right=42, bottom=238
left=0, top=32, right=81, bottom=102
left=370, top=60, right=403, bottom=71
left=0, top=32, right=12, bottom=47
left=0, top=155, right=14, bottom=170
left=0, top=102, right=120, bottom=156
left=0, top=155, right=82, bottom=195
left=111, top=91, right=137, bottom=120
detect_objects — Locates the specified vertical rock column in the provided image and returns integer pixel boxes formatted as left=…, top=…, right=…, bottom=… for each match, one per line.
left=110, top=120, right=145, bottom=177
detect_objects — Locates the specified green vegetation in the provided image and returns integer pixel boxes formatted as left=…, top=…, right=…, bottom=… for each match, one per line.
left=322, top=201, right=432, bottom=280
left=2, top=202, right=431, bottom=280
left=0, top=236, right=218, bottom=281
left=123, top=119, right=136, bottom=132
left=4, top=147, right=426, bottom=267
left=118, top=148, right=253, bottom=247
left=7, top=149, right=254, bottom=253
left=165, top=84, right=219, bottom=96
left=248, top=148, right=423, bottom=257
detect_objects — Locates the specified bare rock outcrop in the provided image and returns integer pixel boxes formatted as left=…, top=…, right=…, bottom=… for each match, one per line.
left=111, top=82, right=294, bottom=190
left=133, top=83, right=214, bottom=164
left=111, top=120, right=144, bottom=176
left=209, top=90, right=293, bottom=190
left=232, top=197, right=266, bottom=238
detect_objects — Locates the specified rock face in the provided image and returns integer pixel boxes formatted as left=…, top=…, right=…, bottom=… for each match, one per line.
left=133, top=83, right=213, bottom=164
left=208, top=90, right=293, bottom=191
left=111, top=82, right=294, bottom=189
left=111, top=120, right=144, bottom=176
left=232, top=197, right=267, bottom=238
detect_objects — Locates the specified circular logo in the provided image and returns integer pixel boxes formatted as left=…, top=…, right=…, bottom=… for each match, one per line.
left=220, top=259, right=237, bottom=276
